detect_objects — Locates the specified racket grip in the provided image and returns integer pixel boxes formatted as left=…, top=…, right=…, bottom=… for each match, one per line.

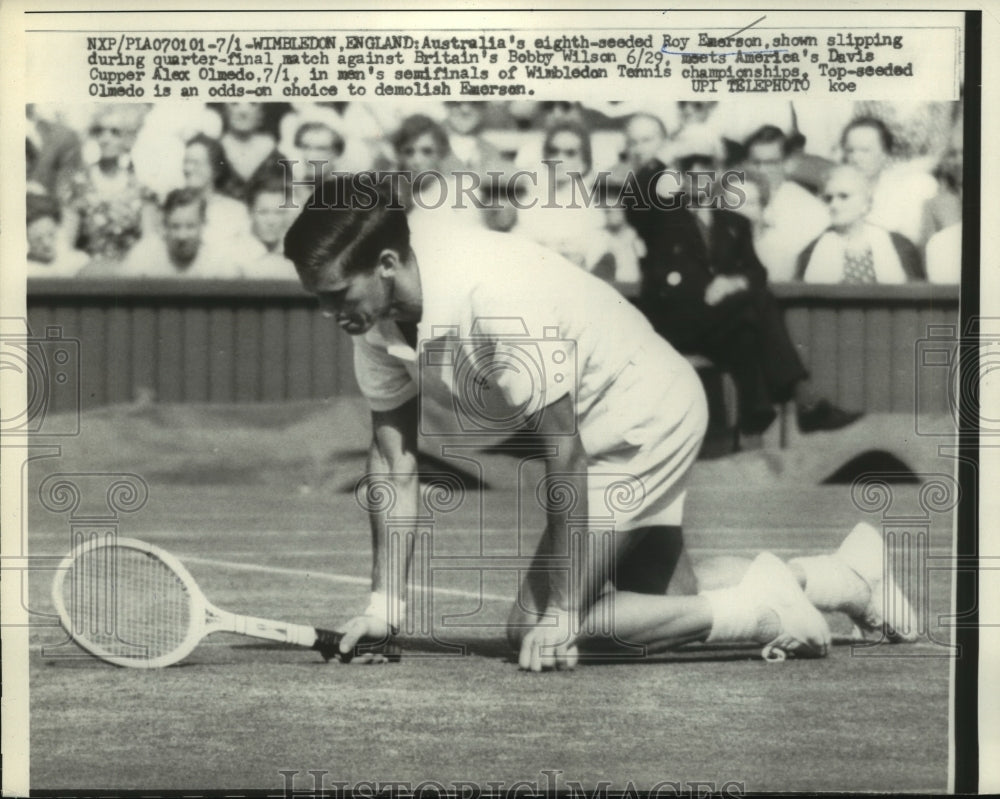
left=312, top=627, right=402, bottom=663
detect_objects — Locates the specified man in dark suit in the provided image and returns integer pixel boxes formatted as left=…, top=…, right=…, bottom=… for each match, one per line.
left=623, top=113, right=861, bottom=437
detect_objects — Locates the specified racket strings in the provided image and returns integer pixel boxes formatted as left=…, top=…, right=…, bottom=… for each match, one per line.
left=62, top=547, right=193, bottom=660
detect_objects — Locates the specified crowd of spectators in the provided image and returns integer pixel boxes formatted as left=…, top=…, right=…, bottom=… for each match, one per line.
left=25, top=98, right=963, bottom=285
left=24, top=98, right=963, bottom=439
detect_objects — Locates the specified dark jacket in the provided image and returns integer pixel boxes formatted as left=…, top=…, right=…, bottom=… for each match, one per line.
left=794, top=229, right=926, bottom=282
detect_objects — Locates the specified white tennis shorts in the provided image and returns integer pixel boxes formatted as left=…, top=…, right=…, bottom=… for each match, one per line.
left=581, top=339, right=709, bottom=531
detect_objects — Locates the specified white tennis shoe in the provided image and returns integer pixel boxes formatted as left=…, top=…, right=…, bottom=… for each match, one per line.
left=835, top=522, right=918, bottom=643
left=742, top=552, right=831, bottom=660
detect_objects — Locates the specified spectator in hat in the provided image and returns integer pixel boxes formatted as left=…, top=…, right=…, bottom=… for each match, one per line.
left=64, top=104, right=152, bottom=262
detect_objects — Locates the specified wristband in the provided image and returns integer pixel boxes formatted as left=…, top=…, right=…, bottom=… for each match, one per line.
left=364, top=591, right=406, bottom=633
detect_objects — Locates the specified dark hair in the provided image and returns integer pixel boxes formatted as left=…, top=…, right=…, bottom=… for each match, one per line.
left=678, top=101, right=717, bottom=111
left=841, top=116, right=894, bottom=154
left=744, top=125, right=787, bottom=155
left=283, top=174, right=410, bottom=288
left=163, top=187, right=207, bottom=220
left=676, top=152, right=717, bottom=172
left=185, top=133, right=229, bottom=188
left=27, top=192, right=61, bottom=226
left=391, top=114, right=450, bottom=158
left=294, top=121, right=345, bottom=157
left=540, top=100, right=581, bottom=116
left=542, top=120, right=593, bottom=174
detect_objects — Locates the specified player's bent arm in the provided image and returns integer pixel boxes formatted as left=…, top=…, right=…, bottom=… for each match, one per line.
left=366, top=397, right=420, bottom=621
left=532, top=394, right=602, bottom=624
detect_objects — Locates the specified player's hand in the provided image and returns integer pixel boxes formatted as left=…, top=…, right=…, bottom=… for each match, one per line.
left=338, top=615, right=394, bottom=664
left=518, top=607, right=579, bottom=673
left=704, top=275, right=749, bottom=306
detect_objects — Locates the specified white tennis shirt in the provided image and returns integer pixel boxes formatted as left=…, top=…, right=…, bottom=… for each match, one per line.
left=353, top=215, right=697, bottom=457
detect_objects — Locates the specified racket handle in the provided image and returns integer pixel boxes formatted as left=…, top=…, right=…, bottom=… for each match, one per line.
left=312, top=627, right=402, bottom=663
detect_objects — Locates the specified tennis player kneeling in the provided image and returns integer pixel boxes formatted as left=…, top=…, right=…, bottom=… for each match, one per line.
left=283, top=175, right=916, bottom=672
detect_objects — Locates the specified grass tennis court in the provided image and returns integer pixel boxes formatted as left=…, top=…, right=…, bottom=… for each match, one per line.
left=23, top=403, right=957, bottom=793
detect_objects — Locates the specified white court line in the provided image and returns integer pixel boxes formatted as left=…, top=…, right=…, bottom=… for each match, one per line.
left=180, top=554, right=511, bottom=602
left=175, top=552, right=960, bottom=654
left=181, top=546, right=955, bottom=610
left=139, top=529, right=955, bottom=553
left=179, top=545, right=955, bottom=558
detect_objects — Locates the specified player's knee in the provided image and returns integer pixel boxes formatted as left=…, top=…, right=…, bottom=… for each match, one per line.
left=616, top=525, right=696, bottom=595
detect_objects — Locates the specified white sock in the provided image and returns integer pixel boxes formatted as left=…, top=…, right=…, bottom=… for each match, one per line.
left=789, top=555, right=868, bottom=615
left=700, top=587, right=777, bottom=644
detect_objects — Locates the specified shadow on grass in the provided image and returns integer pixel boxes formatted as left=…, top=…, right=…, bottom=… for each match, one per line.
left=229, top=637, right=773, bottom=666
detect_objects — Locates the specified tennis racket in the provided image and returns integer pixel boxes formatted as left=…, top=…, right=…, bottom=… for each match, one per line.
left=51, top=536, right=401, bottom=668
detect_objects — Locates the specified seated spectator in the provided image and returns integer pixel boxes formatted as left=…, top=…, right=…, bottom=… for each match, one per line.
left=26, top=193, right=88, bottom=278
left=512, top=121, right=612, bottom=272
left=852, top=100, right=958, bottom=164
left=589, top=100, right=680, bottom=141
left=925, top=223, right=962, bottom=285
left=788, top=98, right=855, bottom=165
left=393, top=114, right=450, bottom=174
left=623, top=125, right=863, bottom=437
left=525, top=101, right=625, bottom=174
left=514, top=101, right=587, bottom=168
left=26, top=103, right=83, bottom=203
left=841, top=116, right=937, bottom=245
left=280, top=103, right=387, bottom=173
left=109, top=188, right=242, bottom=278
left=240, top=177, right=299, bottom=279
left=709, top=99, right=798, bottom=155
left=924, top=120, right=963, bottom=284
left=780, top=134, right=836, bottom=195
left=26, top=138, right=48, bottom=196
left=65, top=104, right=153, bottom=261
left=797, top=165, right=924, bottom=284
left=619, top=112, right=672, bottom=185
left=182, top=133, right=252, bottom=248
left=667, top=102, right=727, bottom=164
left=283, top=119, right=348, bottom=208
left=620, top=112, right=713, bottom=242
left=216, top=102, right=288, bottom=202
left=442, top=101, right=508, bottom=176
left=729, top=169, right=771, bottom=254
left=390, top=113, right=490, bottom=226
left=919, top=116, right=963, bottom=249
left=596, top=181, right=645, bottom=284
left=740, top=125, right=830, bottom=282
left=295, top=120, right=345, bottom=181
left=130, top=103, right=223, bottom=200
